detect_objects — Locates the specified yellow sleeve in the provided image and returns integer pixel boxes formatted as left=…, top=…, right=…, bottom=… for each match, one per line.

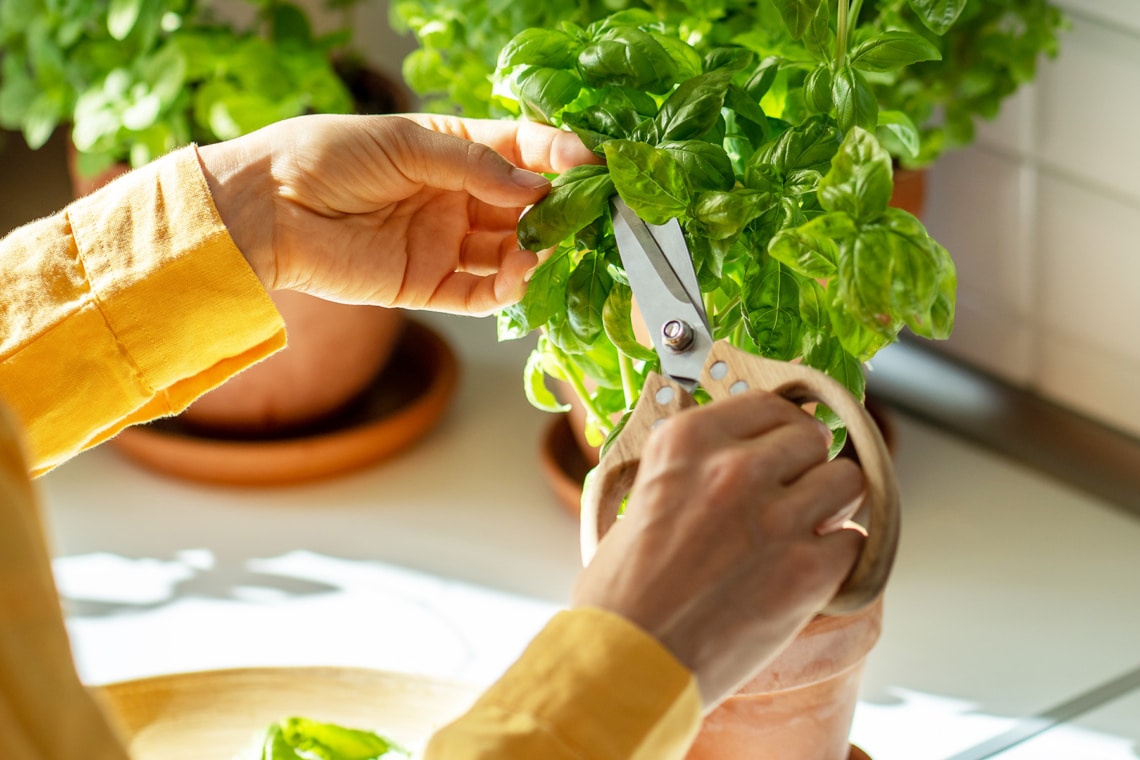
left=425, top=607, right=701, bottom=760
left=0, top=404, right=130, bottom=760
left=0, top=145, right=286, bottom=476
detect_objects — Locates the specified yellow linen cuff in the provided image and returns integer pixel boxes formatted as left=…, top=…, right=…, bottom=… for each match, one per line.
left=426, top=607, right=701, bottom=760
left=0, top=146, right=284, bottom=474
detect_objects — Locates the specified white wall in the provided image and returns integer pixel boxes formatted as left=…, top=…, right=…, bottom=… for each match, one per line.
left=921, top=2, right=1140, bottom=439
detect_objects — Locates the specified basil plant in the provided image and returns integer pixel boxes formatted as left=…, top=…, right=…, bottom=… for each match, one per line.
left=495, top=2, right=958, bottom=451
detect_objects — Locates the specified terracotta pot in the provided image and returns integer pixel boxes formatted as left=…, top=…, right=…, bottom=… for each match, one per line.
left=180, top=291, right=405, bottom=435
left=890, top=166, right=927, bottom=219
left=686, top=598, right=883, bottom=760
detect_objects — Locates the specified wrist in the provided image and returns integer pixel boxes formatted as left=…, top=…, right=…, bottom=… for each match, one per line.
left=196, top=140, right=277, bottom=289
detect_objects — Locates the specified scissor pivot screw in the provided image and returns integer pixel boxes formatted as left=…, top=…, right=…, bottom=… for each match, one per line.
left=662, top=319, right=695, bottom=352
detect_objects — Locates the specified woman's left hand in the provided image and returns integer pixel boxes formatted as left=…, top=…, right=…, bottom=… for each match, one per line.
left=199, top=113, right=597, bottom=315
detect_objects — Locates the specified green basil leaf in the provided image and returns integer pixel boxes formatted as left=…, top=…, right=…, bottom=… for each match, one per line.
left=802, top=0, right=833, bottom=62
left=833, top=209, right=951, bottom=345
left=768, top=211, right=855, bottom=279
left=655, top=70, right=734, bottom=142
left=21, top=93, right=62, bottom=150
left=585, top=8, right=658, bottom=37
left=661, top=140, right=735, bottom=192
left=768, top=0, right=824, bottom=40
left=270, top=3, right=312, bottom=45
left=924, top=248, right=957, bottom=340
left=567, top=251, right=614, bottom=343
left=262, top=724, right=305, bottom=760
left=277, top=717, right=409, bottom=760
left=514, top=66, right=583, bottom=124
left=651, top=32, right=703, bottom=82
left=546, top=312, right=594, bottom=354
left=724, top=84, right=769, bottom=142
left=743, top=56, right=781, bottom=101
left=108, top=0, right=142, bottom=41
left=693, top=189, right=773, bottom=241
left=501, top=243, right=573, bottom=336
left=499, top=28, right=581, bottom=69
left=831, top=65, right=878, bottom=133
left=849, top=31, right=942, bottom=73
left=602, top=282, right=657, bottom=362
left=799, top=278, right=832, bottom=353
left=818, top=127, right=892, bottom=223
left=876, top=110, right=920, bottom=160
left=578, top=28, right=676, bottom=92
left=517, top=165, right=614, bottom=251
left=803, top=64, right=832, bottom=113
left=749, top=116, right=841, bottom=178
left=826, top=286, right=897, bottom=361
left=744, top=258, right=803, bottom=362
left=906, top=0, right=968, bottom=35
left=604, top=140, right=691, bottom=224
left=524, top=346, right=572, bottom=412
left=824, top=343, right=866, bottom=401
left=876, top=209, right=957, bottom=337
left=704, top=47, right=756, bottom=74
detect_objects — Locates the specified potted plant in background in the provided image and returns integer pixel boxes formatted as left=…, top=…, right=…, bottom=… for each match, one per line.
left=0, top=0, right=456, bottom=484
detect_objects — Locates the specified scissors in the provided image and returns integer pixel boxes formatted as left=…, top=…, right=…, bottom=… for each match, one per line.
left=580, top=197, right=900, bottom=616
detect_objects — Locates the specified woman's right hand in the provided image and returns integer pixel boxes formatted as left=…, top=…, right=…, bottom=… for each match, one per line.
left=571, top=389, right=866, bottom=710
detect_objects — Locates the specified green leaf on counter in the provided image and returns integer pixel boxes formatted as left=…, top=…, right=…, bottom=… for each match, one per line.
left=259, top=717, right=409, bottom=760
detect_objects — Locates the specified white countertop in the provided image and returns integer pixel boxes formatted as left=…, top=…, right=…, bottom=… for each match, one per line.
left=41, top=312, right=1140, bottom=760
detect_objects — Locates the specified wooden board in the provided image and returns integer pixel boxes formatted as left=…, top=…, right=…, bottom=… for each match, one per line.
left=94, top=667, right=479, bottom=760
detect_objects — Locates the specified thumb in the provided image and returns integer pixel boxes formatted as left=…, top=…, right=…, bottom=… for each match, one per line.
left=397, top=122, right=552, bottom=208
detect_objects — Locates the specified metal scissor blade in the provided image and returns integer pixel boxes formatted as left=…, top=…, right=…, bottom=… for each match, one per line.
left=610, top=197, right=711, bottom=389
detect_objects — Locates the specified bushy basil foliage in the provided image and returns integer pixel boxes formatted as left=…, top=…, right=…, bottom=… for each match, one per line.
left=495, top=3, right=958, bottom=447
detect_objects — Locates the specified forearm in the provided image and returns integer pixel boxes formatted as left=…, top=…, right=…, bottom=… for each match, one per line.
left=0, top=146, right=285, bottom=475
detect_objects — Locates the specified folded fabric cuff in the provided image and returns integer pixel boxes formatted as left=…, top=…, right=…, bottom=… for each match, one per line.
left=0, top=146, right=284, bottom=475
left=426, top=607, right=700, bottom=760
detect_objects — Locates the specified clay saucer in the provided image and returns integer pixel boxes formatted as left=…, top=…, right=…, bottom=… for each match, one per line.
left=95, top=666, right=477, bottom=760
left=112, top=321, right=457, bottom=487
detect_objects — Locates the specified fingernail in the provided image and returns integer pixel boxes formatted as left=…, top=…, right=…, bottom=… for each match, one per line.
left=815, top=418, right=834, bottom=447
left=815, top=495, right=864, bottom=536
left=512, top=168, right=550, bottom=189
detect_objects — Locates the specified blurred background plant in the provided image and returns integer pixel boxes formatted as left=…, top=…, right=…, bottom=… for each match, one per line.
left=0, top=0, right=363, bottom=179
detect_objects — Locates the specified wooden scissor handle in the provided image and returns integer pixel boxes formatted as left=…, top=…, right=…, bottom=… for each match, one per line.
left=580, top=372, right=697, bottom=564
left=580, top=340, right=900, bottom=617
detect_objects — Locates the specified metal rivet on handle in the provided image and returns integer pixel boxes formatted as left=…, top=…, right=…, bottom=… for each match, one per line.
left=709, top=361, right=729, bottom=380
left=730, top=380, right=749, bottom=395
left=662, top=320, right=694, bottom=352
left=655, top=386, right=675, bottom=405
